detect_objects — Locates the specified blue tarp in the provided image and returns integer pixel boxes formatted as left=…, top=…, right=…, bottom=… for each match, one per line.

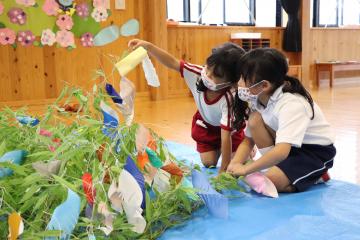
left=161, top=141, right=360, bottom=240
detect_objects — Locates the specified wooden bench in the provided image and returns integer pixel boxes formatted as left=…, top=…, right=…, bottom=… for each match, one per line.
left=315, top=61, right=360, bottom=87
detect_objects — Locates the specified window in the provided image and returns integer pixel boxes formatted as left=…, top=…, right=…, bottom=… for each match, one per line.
left=190, top=0, right=200, bottom=22
left=167, top=0, right=282, bottom=26
left=342, top=0, right=360, bottom=26
left=255, top=0, right=277, bottom=27
left=201, top=0, right=224, bottom=24
left=313, top=0, right=360, bottom=27
left=225, top=0, right=254, bottom=25
left=167, top=0, right=184, bottom=22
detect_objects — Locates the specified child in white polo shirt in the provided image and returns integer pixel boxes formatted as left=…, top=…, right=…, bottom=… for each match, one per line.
left=128, top=39, right=247, bottom=173
left=227, top=48, right=336, bottom=192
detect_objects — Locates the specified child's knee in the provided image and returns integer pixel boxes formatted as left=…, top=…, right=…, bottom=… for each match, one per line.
left=201, top=159, right=217, bottom=168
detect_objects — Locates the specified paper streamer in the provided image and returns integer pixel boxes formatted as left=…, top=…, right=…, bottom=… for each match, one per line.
left=97, top=201, right=114, bottom=236
left=135, top=124, right=150, bottom=153
left=142, top=54, right=160, bottom=87
left=119, top=77, right=135, bottom=126
left=146, top=148, right=163, bottom=168
left=0, top=150, right=27, bottom=178
left=153, top=169, right=171, bottom=193
left=124, top=156, right=146, bottom=209
left=46, top=189, right=81, bottom=240
left=100, top=101, right=119, bottom=138
left=105, top=79, right=135, bottom=126
left=8, top=212, right=24, bottom=240
left=107, top=164, right=146, bottom=233
left=93, top=25, right=120, bottom=46
left=82, top=173, right=96, bottom=206
left=161, top=162, right=183, bottom=183
left=105, top=83, right=123, bottom=104
left=32, top=160, right=61, bottom=177
left=192, top=170, right=228, bottom=219
left=16, top=116, right=39, bottom=126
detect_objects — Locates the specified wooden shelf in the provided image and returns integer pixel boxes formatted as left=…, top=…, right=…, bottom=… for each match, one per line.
left=230, top=38, right=271, bottom=51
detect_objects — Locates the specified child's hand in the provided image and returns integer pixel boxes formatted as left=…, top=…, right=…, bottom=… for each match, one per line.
left=227, top=162, right=248, bottom=177
left=128, top=39, right=151, bottom=50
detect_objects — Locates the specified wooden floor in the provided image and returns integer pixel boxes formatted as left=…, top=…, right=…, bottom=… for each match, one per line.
left=2, top=83, right=360, bottom=185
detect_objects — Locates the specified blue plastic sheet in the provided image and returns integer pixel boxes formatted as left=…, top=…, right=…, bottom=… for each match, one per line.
left=161, top=141, right=360, bottom=240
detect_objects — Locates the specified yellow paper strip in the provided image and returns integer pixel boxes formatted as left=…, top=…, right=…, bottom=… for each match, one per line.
left=8, top=212, right=23, bottom=240
left=115, top=47, right=147, bottom=77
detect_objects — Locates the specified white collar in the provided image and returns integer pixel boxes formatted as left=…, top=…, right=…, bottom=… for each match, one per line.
left=253, top=85, right=284, bottom=112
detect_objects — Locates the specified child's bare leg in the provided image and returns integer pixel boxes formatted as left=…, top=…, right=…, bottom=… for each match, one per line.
left=248, top=112, right=275, bottom=149
left=200, top=150, right=221, bottom=168
left=266, top=166, right=296, bottom=193
left=248, top=112, right=295, bottom=192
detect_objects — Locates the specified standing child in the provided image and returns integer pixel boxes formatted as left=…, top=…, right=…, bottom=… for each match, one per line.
left=227, top=48, right=336, bottom=192
left=128, top=39, right=246, bottom=173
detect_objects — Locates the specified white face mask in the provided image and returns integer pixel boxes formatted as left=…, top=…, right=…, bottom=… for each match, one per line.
left=201, top=68, right=231, bottom=91
left=237, top=80, right=265, bottom=105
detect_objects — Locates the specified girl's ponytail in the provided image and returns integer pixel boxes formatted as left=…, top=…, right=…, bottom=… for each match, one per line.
left=283, top=75, right=315, bottom=119
left=232, top=90, right=250, bottom=130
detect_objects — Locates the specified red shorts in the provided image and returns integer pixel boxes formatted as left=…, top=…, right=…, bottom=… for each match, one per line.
left=191, top=111, right=245, bottom=153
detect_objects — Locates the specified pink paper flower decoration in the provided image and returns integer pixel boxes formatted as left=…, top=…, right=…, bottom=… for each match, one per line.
left=56, top=30, right=75, bottom=48
left=41, top=29, right=56, bottom=46
left=80, top=32, right=94, bottom=47
left=93, top=0, right=109, bottom=9
left=56, top=14, right=74, bottom=30
left=17, top=30, right=36, bottom=47
left=91, top=7, right=108, bottom=22
left=245, top=172, right=279, bottom=198
left=42, top=0, right=60, bottom=16
left=0, top=28, right=16, bottom=45
left=7, top=8, right=27, bottom=25
left=16, top=0, right=36, bottom=7
left=75, top=3, right=90, bottom=18
left=0, top=2, right=4, bottom=15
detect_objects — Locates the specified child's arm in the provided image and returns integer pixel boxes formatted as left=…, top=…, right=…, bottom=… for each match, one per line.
left=226, top=136, right=254, bottom=174
left=128, top=39, right=180, bottom=72
left=219, top=129, right=232, bottom=173
left=232, top=136, right=255, bottom=164
left=230, top=143, right=291, bottom=176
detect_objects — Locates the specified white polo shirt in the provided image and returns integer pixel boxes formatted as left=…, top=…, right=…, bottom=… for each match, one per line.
left=245, top=85, right=334, bottom=147
left=180, top=60, right=233, bottom=130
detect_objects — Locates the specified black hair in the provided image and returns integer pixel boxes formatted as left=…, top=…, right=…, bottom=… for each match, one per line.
left=196, top=42, right=246, bottom=92
left=232, top=48, right=315, bottom=130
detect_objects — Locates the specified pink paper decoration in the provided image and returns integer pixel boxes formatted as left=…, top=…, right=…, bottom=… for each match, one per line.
left=245, top=172, right=279, bottom=198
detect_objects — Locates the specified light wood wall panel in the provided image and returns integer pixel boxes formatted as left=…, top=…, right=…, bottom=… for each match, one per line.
left=167, top=25, right=300, bottom=95
left=0, top=0, right=301, bottom=103
left=0, top=0, right=149, bottom=103
left=305, top=28, right=360, bottom=87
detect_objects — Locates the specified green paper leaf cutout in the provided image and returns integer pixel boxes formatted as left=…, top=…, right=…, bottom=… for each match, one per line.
left=71, top=15, right=101, bottom=38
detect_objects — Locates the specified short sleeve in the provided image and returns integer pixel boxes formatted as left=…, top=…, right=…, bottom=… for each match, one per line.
left=275, top=99, right=312, bottom=147
left=179, top=60, right=202, bottom=92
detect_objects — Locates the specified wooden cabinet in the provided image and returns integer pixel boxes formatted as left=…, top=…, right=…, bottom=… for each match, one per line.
left=230, top=38, right=270, bottom=51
